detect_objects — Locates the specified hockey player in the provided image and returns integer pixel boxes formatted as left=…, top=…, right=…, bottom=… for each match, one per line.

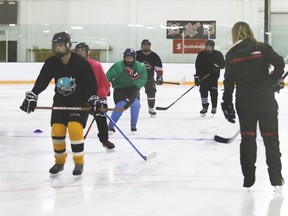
left=75, top=42, right=115, bottom=150
left=20, top=31, right=103, bottom=178
left=106, top=48, right=147, bottom=132
left=194, top=40, right=225, bottom=116
left=222, top=22, right=285, bottom=190
left=136, top=39, right=164, bottom=117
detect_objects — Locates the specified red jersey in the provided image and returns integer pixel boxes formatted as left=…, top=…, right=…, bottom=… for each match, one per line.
left=87, top=58, right=110, bottom=98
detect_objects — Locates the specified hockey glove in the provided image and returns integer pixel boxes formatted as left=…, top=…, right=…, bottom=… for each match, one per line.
left=20, top=91, right=38, bottom=114
left=88, top=95, right=102, bottom=116
left=194, top=75, right=200, bottom=86
left=125, top=66, right=140, bottom=80
left=156, top=76, right=163, bottom=85
left=98, top=98, right=108, bottom=116
left=221, top=102, right=236, bottom=123
left=272, top=78, right=285, bottom=93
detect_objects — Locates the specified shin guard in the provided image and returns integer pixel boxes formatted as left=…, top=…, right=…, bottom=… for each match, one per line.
left=68, top=121, right=84, bottom=164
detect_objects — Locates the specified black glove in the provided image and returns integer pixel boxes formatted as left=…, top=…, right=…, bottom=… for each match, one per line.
left=194, top=75, right=200, bottom=86
left=20, top=91, right=38, bottom=114
left=98, top=98, right=108, bottom=116
left=156, top=76, right=163, bottom=85
left=272, top=78, right=285, bottom=93
left=125, top=66, right=140, bottom=80
left=88, top=95, right=102, bottom=116
left=221, top=102, right=236, bottom=123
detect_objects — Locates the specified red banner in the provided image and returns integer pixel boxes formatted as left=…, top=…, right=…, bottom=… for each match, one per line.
left=173, top=39, right=207, bottom=54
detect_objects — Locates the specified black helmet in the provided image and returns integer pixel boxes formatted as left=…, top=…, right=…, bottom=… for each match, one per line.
left=205, top=40, right=215, bottom=47
left=52, top=31, right=72, bottom=48
left=75, top=42, right=90, bottom=53
left=123, top=48, right=136, bottom=58
left=141, top=39, right=151, bottom=46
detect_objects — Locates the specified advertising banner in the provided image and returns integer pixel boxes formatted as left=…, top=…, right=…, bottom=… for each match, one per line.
left=166, top=20, right=216, bottom=40
left=173, top=39, right=207, bottom=54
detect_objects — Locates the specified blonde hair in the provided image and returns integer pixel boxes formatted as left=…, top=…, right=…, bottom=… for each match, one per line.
left=231, top=21, right=257, bottom=44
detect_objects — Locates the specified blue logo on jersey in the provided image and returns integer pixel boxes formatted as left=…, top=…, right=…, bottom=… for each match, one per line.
left=56, top=77, right=76, bottom=96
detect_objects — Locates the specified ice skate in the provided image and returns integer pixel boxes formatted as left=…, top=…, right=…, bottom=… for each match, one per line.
left=73, top=164, right=84, bottom=179
left=131, top=126, right=137, bottom=134
left=273, top=178, right=285, bottom=192
left=108, top=126, right=115, bottom=135
left=101, top=140, right=115, bottom=151
left=49, top=164, right=64, bottom=178
left=211, top=107, right=217, bottom=116
left=148, top=108, right=156, bottom=118
left=200, top=107, right=208, bottom=117
left=243, top=176, right=255, bottom=188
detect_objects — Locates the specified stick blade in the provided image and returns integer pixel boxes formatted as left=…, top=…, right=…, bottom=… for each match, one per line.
left=214, top=130, right=240, bottom=144
left=214, top=135, right=231, bottom=143
left=144, top=151, right=157, bottom=161
left=155, top=106, right=169, bottom=111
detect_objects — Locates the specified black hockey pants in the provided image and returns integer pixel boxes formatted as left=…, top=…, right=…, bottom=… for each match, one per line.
left=95, top=115, right=109, bottom=142
left=199, top=78, right=218, bottom=108
left=235, top=89, right=283, bottom=186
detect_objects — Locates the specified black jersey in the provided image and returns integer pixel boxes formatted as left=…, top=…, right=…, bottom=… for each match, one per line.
left=136, top=50, right=163, bottom=79
left=32, top=52, right=97, bottom=107
left=195, top=49, right=225, bottom=80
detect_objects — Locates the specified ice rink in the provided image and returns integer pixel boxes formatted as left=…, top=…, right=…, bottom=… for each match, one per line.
left=0, top=83, right=287, bottom=216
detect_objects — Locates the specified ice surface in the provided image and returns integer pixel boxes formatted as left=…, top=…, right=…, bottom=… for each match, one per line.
left=0, top=84, right=287, bottom=216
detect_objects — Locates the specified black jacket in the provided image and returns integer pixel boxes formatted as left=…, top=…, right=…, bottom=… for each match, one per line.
left=223, top=38, right=285, bottom=104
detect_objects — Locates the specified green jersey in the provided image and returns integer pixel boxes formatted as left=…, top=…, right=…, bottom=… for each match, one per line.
left=106, top=60, right=147, bottom=90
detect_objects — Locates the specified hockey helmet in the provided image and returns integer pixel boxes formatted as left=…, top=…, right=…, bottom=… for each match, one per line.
left=56, top=77, right=76, bottom=96
left=75, top=42, right=90, bottom=53
left=123, top=48, right=136, bottom=58
left=205, top=40, right=215, bottom=48
left=52, top=31, right=72, bottom=48
left=141, top=39, right=151, bottom=46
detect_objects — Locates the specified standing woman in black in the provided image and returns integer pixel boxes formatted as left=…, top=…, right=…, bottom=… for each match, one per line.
left=221, top=21, right=285, bottom=191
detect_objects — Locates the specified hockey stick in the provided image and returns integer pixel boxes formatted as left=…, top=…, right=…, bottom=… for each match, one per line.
left=282, top=70, right=288, bottom=80
left=35, top=106, right=126, bottom=112
left=156, top=74, right=210, bottom=111
left=163, top=76, right=186, bottom=85
left=214, top=130, right=240, bottom=144
left=84, top=118, right=95, bottom=139
left=214, top=71, right=288, bottom=144
left=105, top=113, right=157, bottom=161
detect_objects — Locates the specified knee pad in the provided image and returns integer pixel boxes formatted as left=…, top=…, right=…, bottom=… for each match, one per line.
left=67, top=121, right=84, bottom=142
left=51, top=123, right=67, bottom=162
left=52, top=123, right=66, bottom=137
left=51, top=123, right=66, bottom=146
left=115, top=100, right=127, bottom=108
left=131, top=98, right=141, bottom=110
left=210, top=88, right=218, bottom=97
left=68, top=122, right=84, bottom=164
left=145, top=86, right=156, bottom=95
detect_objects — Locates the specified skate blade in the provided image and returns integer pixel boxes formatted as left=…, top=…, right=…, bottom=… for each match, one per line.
left=50, top=171, right=62, bottom=179
left=273, top=185, right=283, bottom=192
left=74, top=175, right=82, bottom=181
left=108, top=131, right=115, bottom=135
left=200, top=114, right=206, bottom=117
left=104, top=147, right=116, bottom=152
left=150, top=114, right=156, bottom=118
left=129, top=130, right=138, bottom=135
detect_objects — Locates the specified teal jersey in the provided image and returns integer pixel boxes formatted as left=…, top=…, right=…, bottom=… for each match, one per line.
left=106, top=60, right=147, bottom=90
